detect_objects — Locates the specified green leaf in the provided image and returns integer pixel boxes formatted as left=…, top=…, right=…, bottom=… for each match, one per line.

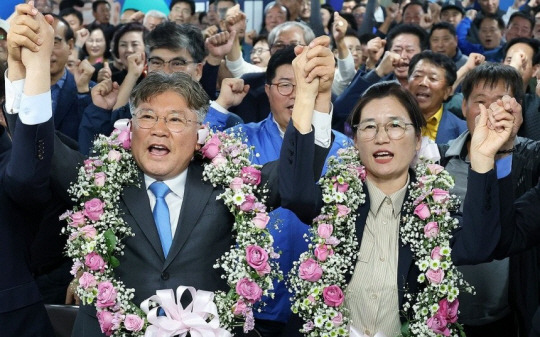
left=401, top=321, right=411, bottom=337
left=104, top=229, right=117, bottom=253
left=109, top=256, right=120, bottom=268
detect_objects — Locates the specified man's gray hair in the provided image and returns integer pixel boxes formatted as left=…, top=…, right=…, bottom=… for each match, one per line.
left=144, top=10, right=168, bottom=22
left=268, top=21, right=315, bottom=46
left=129, top=72, right=209, bottom=122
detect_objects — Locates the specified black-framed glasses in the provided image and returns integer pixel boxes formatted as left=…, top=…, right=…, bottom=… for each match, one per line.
left=269, top=82, right=296, bottom=96
left=134, top=110, right=201, bottom=133
left=353, top=120, right=414, bottom=141
left=147, top=57, right=197, bottom=71
left=270, top=41, right=305, bottom=53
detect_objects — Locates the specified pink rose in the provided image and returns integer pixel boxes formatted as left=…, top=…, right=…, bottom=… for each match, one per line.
left=414, top=203, right=431, bottom=220
left=200, top=135, right=221, bottom=159
left=197, top=127, right=209, bottom=145
left=94, top=172, right=106, bottom=187
left=432, top=188, right=450, bottom=203
left=323, top=285, right=345, bottom=307
left=85, top=252, right=106, bottom=272
left=253, top=213, right=270, bottom=229
left=80, top=225, right=97, bottom=239
left=117, top=129, right=131, bottom=150
left=79, top=272, right=97, bottom=289
left=233, top=299, right=247, bottom=315
left=84, top=198, right=105, bottom=221
left=426, top=268, right=445, bottom=284
left=427, top=313, right=450, bottom=336
left=332, top=312, right=344, bottom=326
left=241, top=167, right=262, bottom=186
left=326, top=236, right=340, bottom=245
left=245, top=245, right=270, bottom=275
left=357, top=166, right=367, bottom=181
left=317, top=224, right=333, bottom=239
left=96, top=281, right=117, bottom=308
left=439, top=298, right=459, bottom=324
left=424, top=221, right=440, bottom=239
left=333, top=179, right=349, bottom=193
left=84, top=159, right=96, bottom=174
left=240, top=194, right=256, bottom=212
left=427, top=163, right=444, bottom=175
left=299, top=258, right=323, bottom=282
left=107, top=149, right=122, bottom=162
left=235, top=278, right=263, bottom=304
left=97, top=311, right=115, bottom=336
left=124, top=314, right=144, bottom=332
left=336, top=204, right=351, bottom=217
left=314, top=244, right=333, bottom=262
left=211, top=153, right=227, bottom=166
left=70, top=211, right=86, bottom=227
left=431, top=246, right=443, bottom=260
left=230, top=177, right=244, bottom=191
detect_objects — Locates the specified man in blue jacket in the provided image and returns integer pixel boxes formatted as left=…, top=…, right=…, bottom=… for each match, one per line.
left=211, top=46, right=352, bottom=336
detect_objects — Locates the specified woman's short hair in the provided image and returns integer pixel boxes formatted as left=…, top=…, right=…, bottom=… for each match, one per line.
left=348, top=81, right=426, bottom=137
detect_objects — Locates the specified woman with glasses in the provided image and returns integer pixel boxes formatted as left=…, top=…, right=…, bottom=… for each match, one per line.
left=281, top=42, right=515, bottom=336
left=250, top=35, right=271, bottom=69
left=81, top=26, right=110, bottom=65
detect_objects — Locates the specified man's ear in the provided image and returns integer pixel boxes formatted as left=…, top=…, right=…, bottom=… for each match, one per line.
left=68, top=38, right=74, bottom=51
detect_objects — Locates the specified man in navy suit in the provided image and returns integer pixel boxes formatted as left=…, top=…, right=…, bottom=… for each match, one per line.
left=1, top=4, right=57, bottom=336
left=48, top=14, right=93, bottom=143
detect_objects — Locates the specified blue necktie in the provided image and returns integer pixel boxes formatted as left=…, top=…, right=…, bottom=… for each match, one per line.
left=149, top=181, right=173, bottom=257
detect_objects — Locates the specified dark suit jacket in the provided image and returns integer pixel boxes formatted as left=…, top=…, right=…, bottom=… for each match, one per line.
left=279, top=122, right=504, bottom=317
left=0, top=116, right=55, bottom=336
left=435, top=109, right=467, bottom=145
left=54, top=70, right=93, bottom=142
left=49, top=132, right=281, bottom=337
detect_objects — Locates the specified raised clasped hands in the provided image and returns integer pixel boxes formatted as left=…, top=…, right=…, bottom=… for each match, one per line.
left=470, top=95, right=521, bottom=172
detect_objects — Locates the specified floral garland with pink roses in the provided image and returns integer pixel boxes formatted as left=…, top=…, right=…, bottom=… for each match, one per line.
left=400, top=159, right=473, bottom=337
left=287, top=147, right=366, bottom=337
left=288, top=152, right=472, bottom=337
left=62, top=124, right=280, bottom=336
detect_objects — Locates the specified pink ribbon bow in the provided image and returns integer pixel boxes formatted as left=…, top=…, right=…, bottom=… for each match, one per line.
left=140, top=286, right=231, bottom=337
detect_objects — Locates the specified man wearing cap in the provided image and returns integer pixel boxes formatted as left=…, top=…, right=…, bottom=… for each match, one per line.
left=440, top=0, right=465, bottom=27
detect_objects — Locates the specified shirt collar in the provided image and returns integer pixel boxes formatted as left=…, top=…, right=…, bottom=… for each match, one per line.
left=53, top=69, right=67, bottom=89
left=426, top=105, right=444, bottom=124
left=271, top=114, right=285, bottom=138
left=144, top=168, right=188, bottom=199
left=366, top=175, right=410, bottom=218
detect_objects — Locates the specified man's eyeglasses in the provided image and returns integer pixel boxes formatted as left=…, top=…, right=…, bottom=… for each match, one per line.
left=134, top=110, right=201, bottom=133
left=353, top=120, right=414, bottom=141
left=269, top=82, right=295, bottom=96
left=251, top=48, right=270, bottom=55
left=148, top=57, right=197, bottom=71
left=270, top=41, right=305, bottom=53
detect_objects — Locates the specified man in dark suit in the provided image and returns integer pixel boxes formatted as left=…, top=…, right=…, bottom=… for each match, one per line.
left=1, top=5, right=56, bottom=336
left=49, top=14, right=93, bottom=142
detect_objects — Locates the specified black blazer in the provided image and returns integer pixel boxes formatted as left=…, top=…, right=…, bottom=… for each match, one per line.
left=0, top=116, right=55, bottom=336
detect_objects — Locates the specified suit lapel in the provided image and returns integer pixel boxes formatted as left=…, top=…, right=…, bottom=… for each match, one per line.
left=164, top=161, right=214, bottom=269
left=121, top=171, right=165, bottom=261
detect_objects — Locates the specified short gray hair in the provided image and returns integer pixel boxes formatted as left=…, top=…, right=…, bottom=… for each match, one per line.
left=144, top=10, right=168, bottom=22
left=268, top=21, right=315, bottom=46
left=129, top=72, right=209, bottom=122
